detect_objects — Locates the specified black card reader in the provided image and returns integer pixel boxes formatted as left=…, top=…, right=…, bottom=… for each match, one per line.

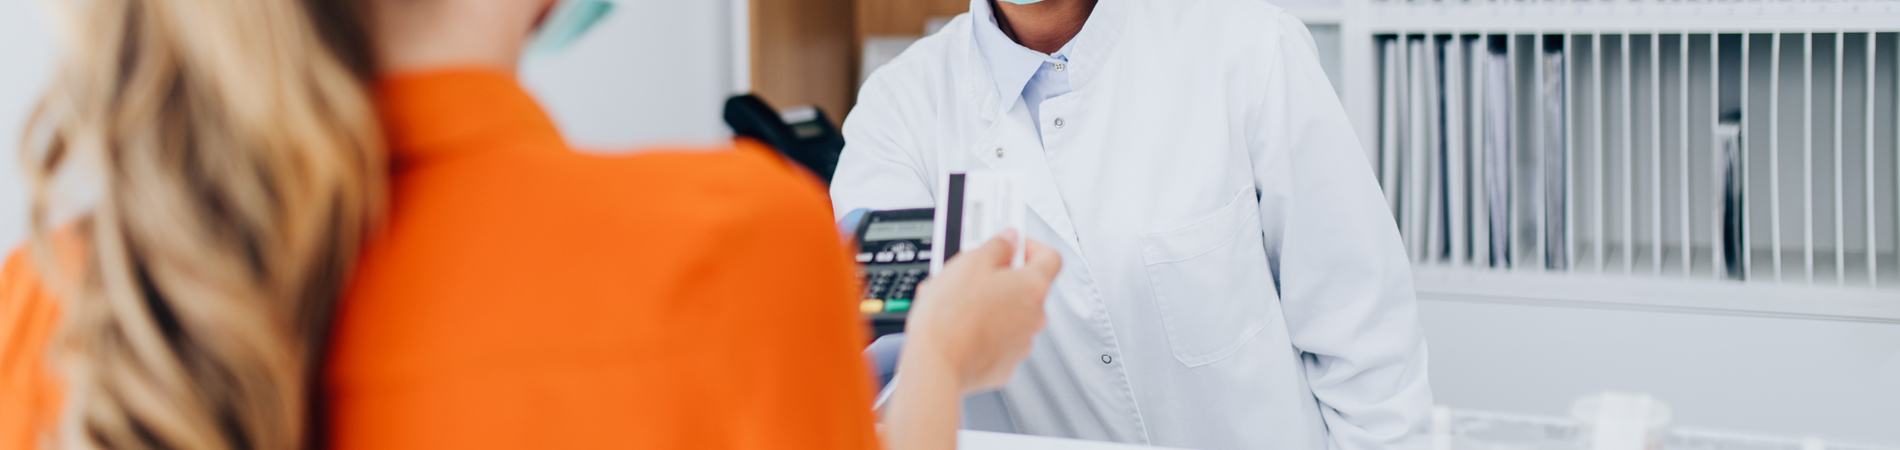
left=852, top=208, right=933, bottom=337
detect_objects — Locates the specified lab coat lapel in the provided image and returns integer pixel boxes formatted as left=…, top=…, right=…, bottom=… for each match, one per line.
left=963, top=100, right=1084, bottom=253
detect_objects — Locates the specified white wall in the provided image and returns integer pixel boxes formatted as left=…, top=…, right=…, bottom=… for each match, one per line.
left=1421, top=297, right=1900, bottom=446
left=0, top=0, right=738, bottom=250
left=520, top=0, right=737, bottom=150
left=0, top=0, right=56, bottom=251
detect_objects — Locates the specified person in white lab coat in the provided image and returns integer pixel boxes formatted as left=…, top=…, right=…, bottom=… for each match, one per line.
left=830, top=0, right=1432, bottom=449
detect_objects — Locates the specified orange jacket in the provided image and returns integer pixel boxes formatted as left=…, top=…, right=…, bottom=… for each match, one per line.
left=0, top=69, right=880, bottom=450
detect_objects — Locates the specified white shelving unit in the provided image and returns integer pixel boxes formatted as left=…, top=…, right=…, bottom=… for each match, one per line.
left=1299, top=0, right=1900, bottom=322
left=1432, top=407, right=1898, bottom=450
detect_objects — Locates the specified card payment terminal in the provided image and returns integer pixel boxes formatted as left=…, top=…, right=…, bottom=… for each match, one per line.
left=853, top=208, right=933, bottom=337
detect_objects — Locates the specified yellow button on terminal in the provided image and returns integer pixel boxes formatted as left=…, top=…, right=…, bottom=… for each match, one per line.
left=859, top=299, right=885, bottom=314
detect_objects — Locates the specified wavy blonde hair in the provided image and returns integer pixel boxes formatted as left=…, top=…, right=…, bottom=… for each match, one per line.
left=22, top=0, right=382, bottom=448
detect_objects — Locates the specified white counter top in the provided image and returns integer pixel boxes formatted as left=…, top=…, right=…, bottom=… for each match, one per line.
left=958, top=431, right=1183, bottom=450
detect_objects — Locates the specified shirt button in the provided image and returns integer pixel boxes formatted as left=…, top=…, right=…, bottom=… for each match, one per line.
left=1101, top=354, right=1113, bottom=364
left=1054, top=62, right=1066, bottom=72
left=1053, top=118, right=1065, bottom=129
left=995, top=147, right=1005, bottom=158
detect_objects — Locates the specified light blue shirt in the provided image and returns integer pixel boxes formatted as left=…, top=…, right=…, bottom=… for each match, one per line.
left=971, top=0, right=1081, bottom=139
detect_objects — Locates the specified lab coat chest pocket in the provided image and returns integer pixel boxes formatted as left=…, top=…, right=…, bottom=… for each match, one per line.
left=1138, top=189, right=1273, bottom=368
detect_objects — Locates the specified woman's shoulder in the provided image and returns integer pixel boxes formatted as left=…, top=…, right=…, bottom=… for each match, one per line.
left=0, top=243, right=68, bottom=450
left=1, top=244, right=48, bottom=302
left=412, top=136, right=836, bottom=233
left=0, top=233, right=83, bottom=345
left=0, top=244, right=60, bottom=377
left=0, top=245, right=58, bottom=355
left=628, top=138, right=822, bottom=187
left=562, top=138, right=837, bottom=222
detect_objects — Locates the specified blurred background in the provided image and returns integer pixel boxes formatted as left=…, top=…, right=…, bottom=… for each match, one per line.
left=2, top=0, right=1896, bottom=447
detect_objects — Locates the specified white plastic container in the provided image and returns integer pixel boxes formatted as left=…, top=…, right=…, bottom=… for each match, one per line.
left=1571, top=392, right=1674, bottom=450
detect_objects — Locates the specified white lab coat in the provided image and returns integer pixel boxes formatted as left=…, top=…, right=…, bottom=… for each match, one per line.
left=830, top=1, right=1432, bottom=449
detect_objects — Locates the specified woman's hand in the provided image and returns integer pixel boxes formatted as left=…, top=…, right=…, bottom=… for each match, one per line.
left=884, top=230, right=1061, bottom=450
left=904, top=229, right=1061, bottom=393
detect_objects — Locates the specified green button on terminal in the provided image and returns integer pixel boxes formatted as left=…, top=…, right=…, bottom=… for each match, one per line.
left=884, top=299, right=911, bottom=312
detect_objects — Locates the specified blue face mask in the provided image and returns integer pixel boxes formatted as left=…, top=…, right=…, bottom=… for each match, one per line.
left=524, top=0, right=616, bottom=60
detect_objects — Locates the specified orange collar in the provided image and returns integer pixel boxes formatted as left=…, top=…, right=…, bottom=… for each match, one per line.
left=376, top=68, right=566, bottom=167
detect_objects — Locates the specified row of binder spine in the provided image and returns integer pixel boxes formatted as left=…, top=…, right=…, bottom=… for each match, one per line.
left=1377, top=32, right=1900, bottom=289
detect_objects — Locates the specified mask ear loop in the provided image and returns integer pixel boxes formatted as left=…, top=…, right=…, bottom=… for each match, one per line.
left=524, top=0, right=616, bottom=60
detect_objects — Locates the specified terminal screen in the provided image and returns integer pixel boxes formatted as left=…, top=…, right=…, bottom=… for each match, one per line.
left=863, top=220, right=932, bottom=242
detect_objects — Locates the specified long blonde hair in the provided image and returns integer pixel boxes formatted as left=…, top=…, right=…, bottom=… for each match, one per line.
left=22, top=0, right=382, bottom=448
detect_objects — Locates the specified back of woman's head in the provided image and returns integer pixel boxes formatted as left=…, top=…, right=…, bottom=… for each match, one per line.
left=23, top=0, right=382, bottom=448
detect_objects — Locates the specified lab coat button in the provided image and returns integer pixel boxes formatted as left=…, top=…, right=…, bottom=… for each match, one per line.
left=1053, top=118, right=1065, bottom=129
left=1101, top=354, right=1112, bottom=364
left=995, top=148, right=1005, bottom=158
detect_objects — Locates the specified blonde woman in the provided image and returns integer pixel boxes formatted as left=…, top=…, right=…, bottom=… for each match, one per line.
left=0, top=0, right=1058, bottom=449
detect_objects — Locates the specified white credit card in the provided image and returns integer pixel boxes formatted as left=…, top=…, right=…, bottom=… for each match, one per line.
left=930, top=170, right=1027, bottom=274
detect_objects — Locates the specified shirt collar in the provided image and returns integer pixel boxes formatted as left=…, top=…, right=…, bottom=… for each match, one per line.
left=969, top=0, right=1124, bottom=113
left=971, top=0, right=1069, bottom=113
